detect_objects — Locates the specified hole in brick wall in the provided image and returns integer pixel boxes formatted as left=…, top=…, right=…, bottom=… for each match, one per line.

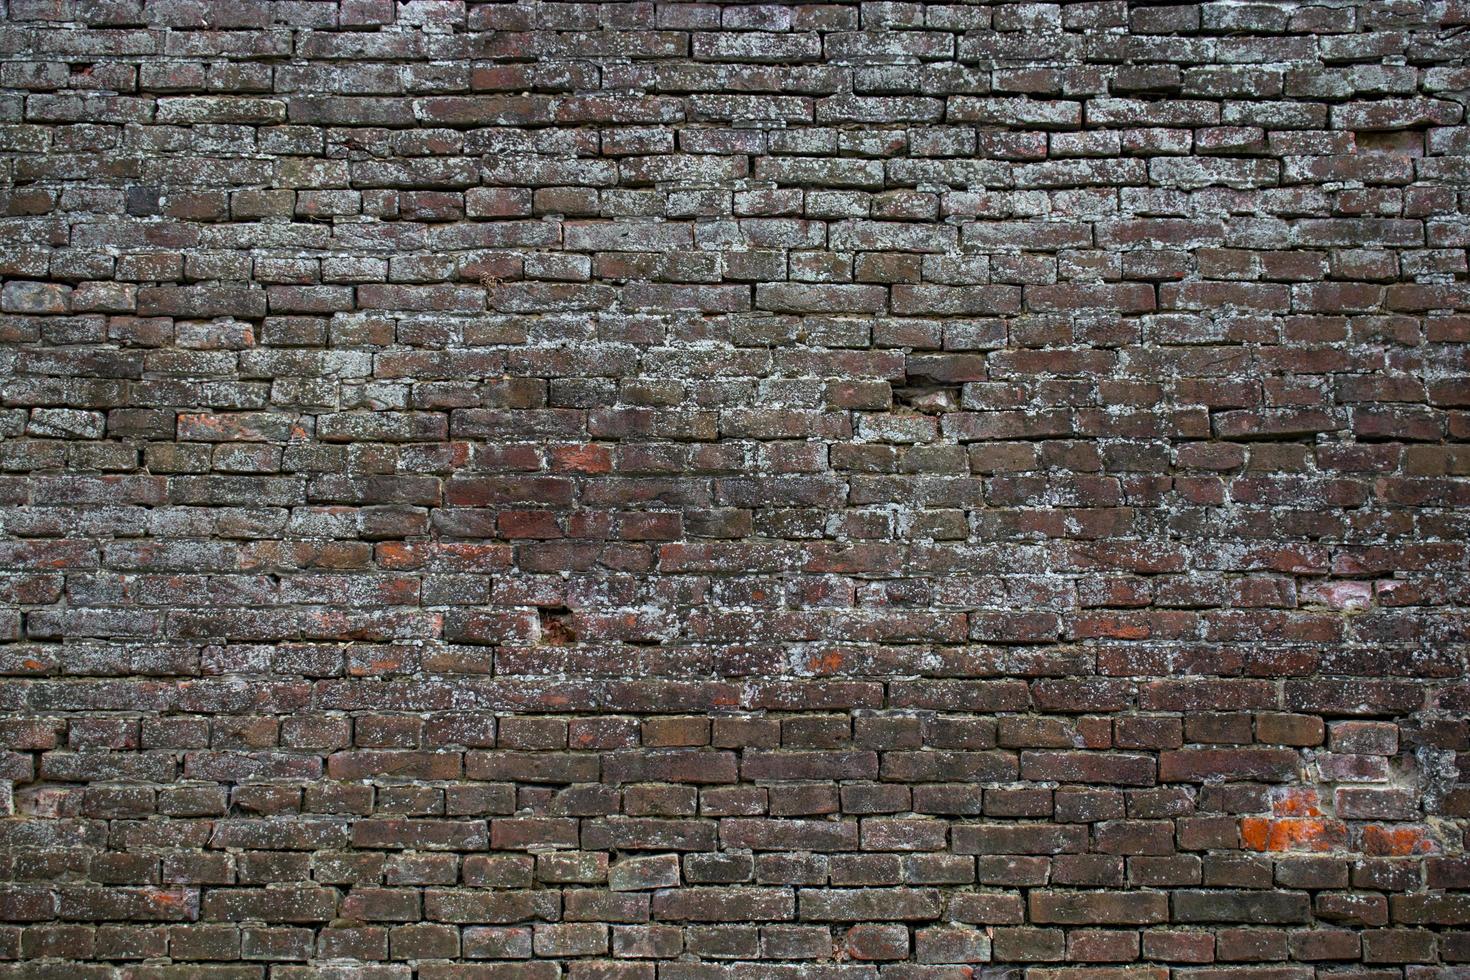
left=894, top=386, right=960, bottom=414
left=1354, top=130, right=1424, bottom=155
left=538, top=606, right=576, bottom=646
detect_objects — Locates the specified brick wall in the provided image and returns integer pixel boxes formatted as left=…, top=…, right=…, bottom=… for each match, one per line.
left=1, top=0, right=1468, bottom=977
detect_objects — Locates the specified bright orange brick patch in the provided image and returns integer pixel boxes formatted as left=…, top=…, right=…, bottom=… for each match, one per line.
left=1359, top=824, right=1439, bottom=856
left=1241, top=816, right=1348, bottom=852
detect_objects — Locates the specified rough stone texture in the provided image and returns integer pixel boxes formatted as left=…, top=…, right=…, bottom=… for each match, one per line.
left=0, top=0, right=1468, bottom=976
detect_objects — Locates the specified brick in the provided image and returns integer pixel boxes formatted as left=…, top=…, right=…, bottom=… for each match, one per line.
left=1173, top=890, right=1312, bottom=924
left=755, top=283, right=888, bottom=314
left=2, top=281, right=72, bottom=314
left=915, top=924, right=991, bottom=963
left=799, top=888, right=941, bottom=922
left=1029, top=891, right=1169, bottom=925
left=650, top=888, right=794, bottom=922
left=1159, top=749, right=1301, bottom=783
left=1329, top=721, right=1399, bottom=755
left=844, top=923, right=909, bottom=961
left=609, top=856, right=681, bottom=892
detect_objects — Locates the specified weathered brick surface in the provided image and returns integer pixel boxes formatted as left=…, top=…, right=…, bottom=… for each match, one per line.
left=0, top=0, right=1468, bottom=975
